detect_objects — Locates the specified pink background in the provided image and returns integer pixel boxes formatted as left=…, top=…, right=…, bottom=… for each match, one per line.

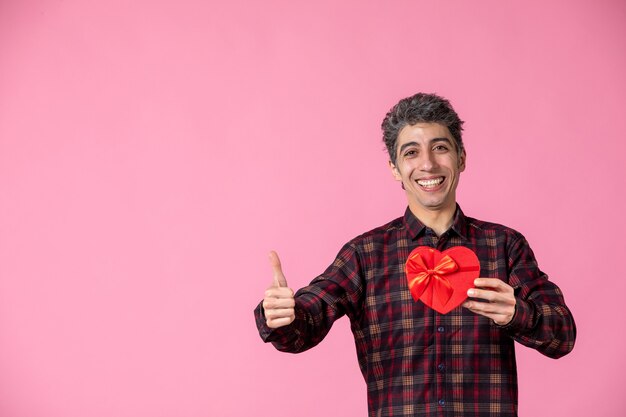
left=1, top=0, right=625, bottom=416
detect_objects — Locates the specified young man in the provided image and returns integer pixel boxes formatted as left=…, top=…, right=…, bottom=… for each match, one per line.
left=255, top=93, right=576, bottom=417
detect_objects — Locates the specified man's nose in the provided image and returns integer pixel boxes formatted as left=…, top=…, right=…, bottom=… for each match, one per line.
left=419, top=151, right=436, bottom=170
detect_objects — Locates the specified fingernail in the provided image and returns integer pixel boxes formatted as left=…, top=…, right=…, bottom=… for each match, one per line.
left=467, top=289, right=475, bottom=296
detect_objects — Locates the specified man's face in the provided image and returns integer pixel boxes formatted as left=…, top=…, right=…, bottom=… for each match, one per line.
left=389, top=122, right=466, bottom=216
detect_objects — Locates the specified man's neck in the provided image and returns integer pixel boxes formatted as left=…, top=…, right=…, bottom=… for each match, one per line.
left=409, top=204, right=456, bottom=237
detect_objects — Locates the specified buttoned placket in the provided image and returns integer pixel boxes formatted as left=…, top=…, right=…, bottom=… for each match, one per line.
left=434, top=229, right=456, bottom=413
left=419, top=228, right=450, bottom=412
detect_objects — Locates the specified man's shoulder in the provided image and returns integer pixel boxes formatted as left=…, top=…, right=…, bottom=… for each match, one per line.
left=463, top=213, right=525, bottom=242
left=347, top=215, right=406, bottom=247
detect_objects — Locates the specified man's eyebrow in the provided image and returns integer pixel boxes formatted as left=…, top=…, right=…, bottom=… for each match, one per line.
left=399, top=141, right=419, bottom=153
left=430, top=137, right=453, bottom=146
left=398, top=137, right=453, bottom=153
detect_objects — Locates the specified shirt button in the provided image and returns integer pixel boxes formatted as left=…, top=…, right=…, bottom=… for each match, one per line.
left=437, top=326, right=445, bottom=333
left=437, top=363, right=445, bottom=372
left=438, top=399, right=445, bottom=406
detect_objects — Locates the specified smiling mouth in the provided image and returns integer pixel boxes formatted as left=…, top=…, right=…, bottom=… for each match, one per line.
left=416, top=177, right=445, bottom=189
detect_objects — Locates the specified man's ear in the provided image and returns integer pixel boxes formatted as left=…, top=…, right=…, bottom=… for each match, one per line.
left=389, top=160, right=402, bottom=181
left=458, top=150, right=467, bottom=172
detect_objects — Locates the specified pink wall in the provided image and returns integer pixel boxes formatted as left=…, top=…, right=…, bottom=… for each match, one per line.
left=1, top=0, right=625, bottom=416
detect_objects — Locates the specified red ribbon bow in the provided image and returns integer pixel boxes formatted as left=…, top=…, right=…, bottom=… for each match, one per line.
left=406, top=252, right=459, bottom=306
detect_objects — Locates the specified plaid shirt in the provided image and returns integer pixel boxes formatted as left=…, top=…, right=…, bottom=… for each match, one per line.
left=255, top=206, right=576, bottom=416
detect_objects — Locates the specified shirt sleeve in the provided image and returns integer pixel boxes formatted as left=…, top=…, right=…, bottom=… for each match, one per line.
left=500, top=235, right=576, bottom=358
left=253, top=242, right=365, bottom=353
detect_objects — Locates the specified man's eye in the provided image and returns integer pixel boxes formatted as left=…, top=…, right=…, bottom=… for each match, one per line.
left=433, top=145, right=449, bottom=152
left=404, top=150, right=417, bottom=157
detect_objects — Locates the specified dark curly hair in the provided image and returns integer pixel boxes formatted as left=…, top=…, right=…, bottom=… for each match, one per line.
left=381, top=93, right=465, bottom=165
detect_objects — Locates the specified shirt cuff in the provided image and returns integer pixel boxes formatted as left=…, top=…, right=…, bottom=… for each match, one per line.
left=498, top=297, right=534, bottom=333
left=253, top=301, right=299, bottom=343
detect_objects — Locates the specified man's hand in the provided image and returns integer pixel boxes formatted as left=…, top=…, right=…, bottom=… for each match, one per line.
left=462, top=278, right=516, bottom=325
left=262, top=251, right=296, bottom=329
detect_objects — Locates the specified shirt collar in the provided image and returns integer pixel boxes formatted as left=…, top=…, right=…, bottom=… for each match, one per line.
left=403, top=204, right=469, bottom=240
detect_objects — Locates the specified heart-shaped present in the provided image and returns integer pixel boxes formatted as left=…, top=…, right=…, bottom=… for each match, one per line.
left=405, top=246, right=480, bottom=314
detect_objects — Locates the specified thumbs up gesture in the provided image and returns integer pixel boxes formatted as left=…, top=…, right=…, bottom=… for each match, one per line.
left=263, top=251, right=296, bottom=329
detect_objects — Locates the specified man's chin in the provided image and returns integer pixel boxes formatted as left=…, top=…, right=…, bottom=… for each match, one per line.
left=412, top=198, right=456, bottom=213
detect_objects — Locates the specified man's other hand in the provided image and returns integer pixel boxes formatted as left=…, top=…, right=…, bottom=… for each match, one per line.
left=462, top=278, right=516, bottom=325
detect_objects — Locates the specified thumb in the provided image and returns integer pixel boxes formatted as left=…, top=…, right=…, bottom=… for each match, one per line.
left=268, top=250, right=288, bottom=287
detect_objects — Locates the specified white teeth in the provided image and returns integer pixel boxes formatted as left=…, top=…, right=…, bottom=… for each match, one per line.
left=417, top=177, right=444, bottom=187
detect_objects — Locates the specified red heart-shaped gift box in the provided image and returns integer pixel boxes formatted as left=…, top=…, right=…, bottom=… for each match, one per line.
left=405, top=246, right=480, bottom=314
